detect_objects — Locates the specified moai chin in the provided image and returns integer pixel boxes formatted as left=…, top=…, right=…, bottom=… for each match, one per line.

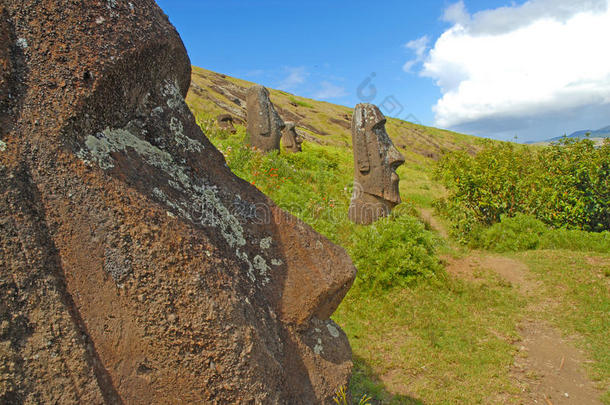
left=282, top=122, right=303, bottom=153
left=246, top=85, right=285, bottom=152
left=348, top=103, right=406, bottom=225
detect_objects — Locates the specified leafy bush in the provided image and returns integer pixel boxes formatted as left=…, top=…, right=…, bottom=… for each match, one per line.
left=348, top=212, right=442, bottom=290
left=474, top=214, right=548, bottom=252
left=435, top=138, right=610, bottom=242
left=474, top=214, right=610, bottom=253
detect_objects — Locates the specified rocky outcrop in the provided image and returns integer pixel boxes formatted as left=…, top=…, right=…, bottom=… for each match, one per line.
left=0, top=1, right=355, bottom=404
left=246, top=85, right=285, bottom=152
left=349, top=104, right=405, bottom=224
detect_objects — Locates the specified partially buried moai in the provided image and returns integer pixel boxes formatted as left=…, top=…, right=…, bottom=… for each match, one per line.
left=282, top=122, right=303, bottom=153
left=349, top=103, right=405, bottom=225
left=246, top=84, right=285, bottom=152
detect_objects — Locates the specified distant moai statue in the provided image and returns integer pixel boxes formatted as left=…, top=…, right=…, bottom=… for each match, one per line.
left=217, top=114, right=237, bottom=134
left=282, top=122, right=303, bottom=153
left=348, top=103, right=405, bottom=225
left=246, top=85, right=285, bottom=152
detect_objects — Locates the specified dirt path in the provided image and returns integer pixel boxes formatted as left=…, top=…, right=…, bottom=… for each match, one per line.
left=418, top=208, right=449, bottom=240
left=445, top=254, right=603, bottom=404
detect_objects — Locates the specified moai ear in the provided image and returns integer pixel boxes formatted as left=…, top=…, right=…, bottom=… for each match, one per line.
left=354, top=109, right=370, bottom=173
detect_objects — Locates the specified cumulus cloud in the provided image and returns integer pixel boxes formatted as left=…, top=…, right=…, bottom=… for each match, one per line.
left=417, top=0, right=610, bottom=140
left=313, top=81, right=347, bottom=99
left=277, top=67, right=309, bottom=91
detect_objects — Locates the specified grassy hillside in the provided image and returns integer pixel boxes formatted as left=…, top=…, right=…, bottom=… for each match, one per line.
left=186, top=67, right=610, bottom=404
left=187, top=66, right=484, bottom=163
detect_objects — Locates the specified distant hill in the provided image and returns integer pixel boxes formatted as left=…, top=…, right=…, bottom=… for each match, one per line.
left=547, top=125, right=610, bottom=142
left=186, top=67, right=488, bottom=163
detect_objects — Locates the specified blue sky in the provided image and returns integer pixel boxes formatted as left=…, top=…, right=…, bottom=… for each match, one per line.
left=156, top=1, right=610, bottom=142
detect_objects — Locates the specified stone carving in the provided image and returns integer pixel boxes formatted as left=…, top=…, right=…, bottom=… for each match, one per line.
left=0, top=1, right=356, bottom=403
left=282, top=122, right=303, bottom=153
left=216, top=113, right=237, bottom=134
left=348, top=103, right=405, bottom=224
left=246, top=84, right=285, bottom=152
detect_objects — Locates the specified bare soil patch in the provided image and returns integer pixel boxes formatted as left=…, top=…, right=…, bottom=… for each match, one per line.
left=445, top=253, right=603, bottom=404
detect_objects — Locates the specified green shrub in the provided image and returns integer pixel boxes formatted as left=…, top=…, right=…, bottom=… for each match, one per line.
left=474, top=214, right=548, bottom=252
left=348, top=212, right=442, bottom=290
left=434, top=138, right=610, bottom=242
left=474, top=214, right=610, bottom=253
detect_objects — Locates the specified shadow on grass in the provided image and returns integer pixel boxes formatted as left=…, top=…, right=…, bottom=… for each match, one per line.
left=349, top=355, right=425, bottom=405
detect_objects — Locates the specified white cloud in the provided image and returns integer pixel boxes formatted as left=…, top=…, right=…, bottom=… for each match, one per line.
left=313, top=81, right=347, bottom=99
left=442, top=1, right=470, bottom=25
left=277, top=67, right=309, bottom=91
left=403, top=36, right=429, bottom=72
left=416, top=0, right=610, bottom=140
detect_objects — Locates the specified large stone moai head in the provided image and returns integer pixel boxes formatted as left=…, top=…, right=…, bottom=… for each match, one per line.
left=246, top=84, right=285, bottom=152
left=282, top=122, right=303, bottom=153
left=0, top=1, right=355, bottom=403
left=349, top=103, right=405, bottom=224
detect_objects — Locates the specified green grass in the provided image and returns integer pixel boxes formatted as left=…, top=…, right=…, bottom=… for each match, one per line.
left=289, top=96, right=314, bottom=109
left=515, top=250, right=610, bottom=403
left=335, top=273, right=524, bottom=404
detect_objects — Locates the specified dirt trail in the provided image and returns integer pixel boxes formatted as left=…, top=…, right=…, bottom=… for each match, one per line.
left=445, top=254, right=603, bottom=404
left=418, top=208, right=449, bottom=240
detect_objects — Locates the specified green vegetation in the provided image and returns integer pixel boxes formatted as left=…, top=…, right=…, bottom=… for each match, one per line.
left=192, top=114, right=526, bottom=403
left=289, top=96, right=314, bottom=109
left=474, top=213, right=610, bottom=253
left=195, top=113, right=442, bottom=290
left=188, top=69, right=609, bottom=404
left=435, top=138, right=610, bottom=243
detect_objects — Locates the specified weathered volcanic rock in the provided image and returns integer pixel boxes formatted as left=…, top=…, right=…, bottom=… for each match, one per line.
left=246, top=84, right=285, bottom=152
left=0, top=1, right=356, bottom=404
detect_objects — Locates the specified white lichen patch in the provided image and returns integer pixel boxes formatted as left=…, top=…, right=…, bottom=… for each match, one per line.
left=170, top=117, right=203, bottom=152
left=271, top=259, right=283, bottom=267
left=253, top=255, right=271, bottom=283
left=76, top=77, right=279, bottom=286
left=313, top=338, right=324, bottom=355
left=260, top=237, right=272, bottom=250
left=162, top=79, right=186, bottom=112
left=95, top=16, right=105, bottom=24
left=0, top=140, right=6, bottom=152
left=326, top=323, right=340, bottom=338
left=16, top=38, right=28, bottom=49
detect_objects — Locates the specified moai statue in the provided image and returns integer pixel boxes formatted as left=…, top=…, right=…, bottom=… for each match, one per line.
left=217, top=114, right=237, bottom=134
left=348, top=103, right=405, bottom=225
left=282, top=122, right=303, bottom=153
left=246, top=85, right=285, bottom=152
